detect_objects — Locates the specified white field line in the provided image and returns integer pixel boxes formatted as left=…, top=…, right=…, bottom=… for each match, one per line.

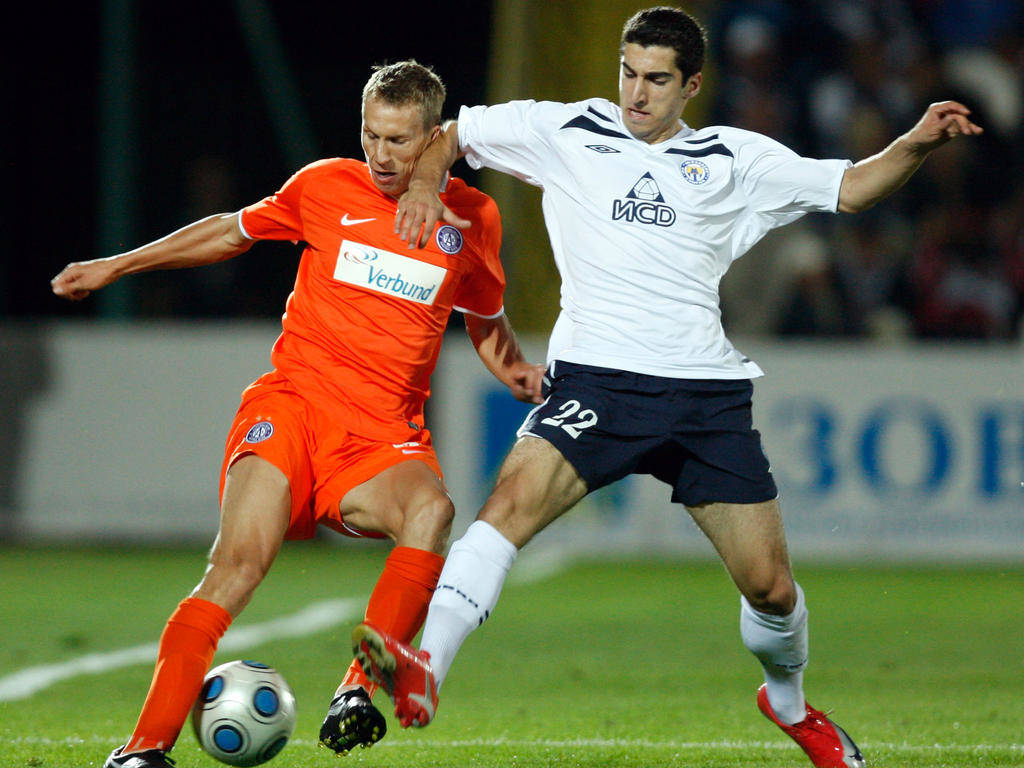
left=7, top=735, right=1022, bottom=753
left=377, top=738, right=1024, bottom=753
left=0, top=598, right=361, bottom=702
left=0, top=550, right=571, bottom=704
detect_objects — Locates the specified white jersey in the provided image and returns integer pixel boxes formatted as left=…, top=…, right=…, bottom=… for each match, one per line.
left=458, top=98, right=852, bottom=379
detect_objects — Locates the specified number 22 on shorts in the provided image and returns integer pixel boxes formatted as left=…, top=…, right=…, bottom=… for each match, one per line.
left=541, top=399, right=598, bottom=439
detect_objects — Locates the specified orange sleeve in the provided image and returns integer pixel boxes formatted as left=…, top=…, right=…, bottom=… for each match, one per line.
left=453, top=196, right=506, bottom=317
left=239, top=165, right=312, bottom=242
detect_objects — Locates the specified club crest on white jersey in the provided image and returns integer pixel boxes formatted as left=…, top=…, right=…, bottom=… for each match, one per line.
left=680, top=159, right=711, bottom=185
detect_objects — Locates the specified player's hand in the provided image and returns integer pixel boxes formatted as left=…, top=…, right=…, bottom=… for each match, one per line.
left=904, top=101, right=983, bottom=155
left=395, top=181, right=471, bottom=249
left=50, top=258, right=120, bottom=300
left=508, top=362, right=546, bottom=404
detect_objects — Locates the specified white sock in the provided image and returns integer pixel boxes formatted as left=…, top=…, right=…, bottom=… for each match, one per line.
left=420, top=520, right=518, bottom=689
left=740, top=582, right=809, bottom=725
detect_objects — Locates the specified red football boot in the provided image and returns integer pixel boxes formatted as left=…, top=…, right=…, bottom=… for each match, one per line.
left=352, top=623, right=438, bottom=727
left=757, top=684, right=865, bottom=767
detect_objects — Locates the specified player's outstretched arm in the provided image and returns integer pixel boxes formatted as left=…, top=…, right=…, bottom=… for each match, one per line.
left=837, top=100, right=982, bottom=214
left=396, top=121, right=471, bottom=249
left=51, top=212, right=253, bottom=301
left=465, top=312, right=545, bottom=404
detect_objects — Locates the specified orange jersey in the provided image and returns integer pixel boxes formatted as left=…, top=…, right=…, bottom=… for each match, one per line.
left=240, top=158, right=504, bottom=442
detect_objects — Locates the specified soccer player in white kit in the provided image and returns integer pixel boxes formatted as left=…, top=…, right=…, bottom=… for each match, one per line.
left=352, top=7, right=982, bottom=767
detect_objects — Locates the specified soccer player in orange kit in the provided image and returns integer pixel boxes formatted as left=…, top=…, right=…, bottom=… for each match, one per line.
left=51, top=60, right=543, bottom=768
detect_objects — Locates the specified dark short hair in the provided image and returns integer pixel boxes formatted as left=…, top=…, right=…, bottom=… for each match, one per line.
left=361, top=60, right=446, bottom=128
left=621, top=6, right=708, bottom=80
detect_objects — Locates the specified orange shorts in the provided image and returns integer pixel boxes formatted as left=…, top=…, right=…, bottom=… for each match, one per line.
left=219, top=371, right=443, bottom=540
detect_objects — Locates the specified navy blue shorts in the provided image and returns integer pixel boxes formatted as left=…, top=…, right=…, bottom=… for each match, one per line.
left=517, top=361, right=778, bottom=507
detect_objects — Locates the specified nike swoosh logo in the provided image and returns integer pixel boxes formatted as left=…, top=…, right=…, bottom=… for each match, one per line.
left=401, top=449, right=429, bottom=455
left=341, top=214, right=375, bottom=226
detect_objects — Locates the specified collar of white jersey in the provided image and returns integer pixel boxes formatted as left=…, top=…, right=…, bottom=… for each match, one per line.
left=662, top=121, right=696, bottom=143
left=674, top=121, right=696, bottom=140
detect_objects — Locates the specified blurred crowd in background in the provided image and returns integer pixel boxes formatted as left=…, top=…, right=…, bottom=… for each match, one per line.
left=7, top=1, right=1022, bottom=341
left=711, top=0, right=1023, bottom=341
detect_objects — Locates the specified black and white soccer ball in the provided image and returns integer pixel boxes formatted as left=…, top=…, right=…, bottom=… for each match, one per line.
left=191, top=660, right=297, bottom=766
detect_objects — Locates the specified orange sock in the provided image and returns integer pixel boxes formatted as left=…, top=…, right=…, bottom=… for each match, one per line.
left=125, top=597, right=232, bottom=754
left=338, top=546, right=444, bottom=697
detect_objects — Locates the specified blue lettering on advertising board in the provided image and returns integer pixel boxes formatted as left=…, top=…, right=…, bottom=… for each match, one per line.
left=978, top=404, right=1024, bottom=498
left=767, top=395, right=1024, bottom=501
left=767, top=399, right=837, bottom=492
left=859, top=399, right=952, bottom=494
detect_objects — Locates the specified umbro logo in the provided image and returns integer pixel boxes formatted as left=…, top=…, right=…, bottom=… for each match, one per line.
left=341, top=213, right=375, bottom=226
left=586, top=144, right=620, bottom=154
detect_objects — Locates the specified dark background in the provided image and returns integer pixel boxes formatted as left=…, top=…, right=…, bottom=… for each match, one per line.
left=5, top=1, right=1023, bottom=339
left=4, top=1, right=494, bottom=320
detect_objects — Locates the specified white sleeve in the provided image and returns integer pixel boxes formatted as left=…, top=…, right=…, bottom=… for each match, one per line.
left=735, top=133, right=851, bottom=216
left=457, top=101, right=566, bottom=188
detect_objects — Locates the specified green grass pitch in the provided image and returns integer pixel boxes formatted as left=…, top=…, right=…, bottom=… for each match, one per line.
left=1, top=543, right=1022, bottom=767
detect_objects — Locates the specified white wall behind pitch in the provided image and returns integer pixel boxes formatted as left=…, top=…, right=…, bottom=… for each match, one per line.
left=9, top=322, right=277, bottom=542
left=4, top=323, right=1022, bottom=561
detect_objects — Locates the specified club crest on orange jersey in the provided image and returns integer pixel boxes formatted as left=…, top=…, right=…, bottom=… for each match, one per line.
left=436, top=225, right=464, bottom=254
left=245, top=421, right=274, bottom=443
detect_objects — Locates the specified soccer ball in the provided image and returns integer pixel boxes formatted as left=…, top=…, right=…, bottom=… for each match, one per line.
left=191, top=660, right=297, bottom=766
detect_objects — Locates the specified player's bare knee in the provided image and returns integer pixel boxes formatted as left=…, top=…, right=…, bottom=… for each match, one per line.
left=478, top=488, right=540, bottom=548
left=401, top=493, right=455, bottom=551
left=194, top=556, right=268, bottom=615
left=208, top=553, right=270, bottom=595
left=743, top=573, right=796, bottom=615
